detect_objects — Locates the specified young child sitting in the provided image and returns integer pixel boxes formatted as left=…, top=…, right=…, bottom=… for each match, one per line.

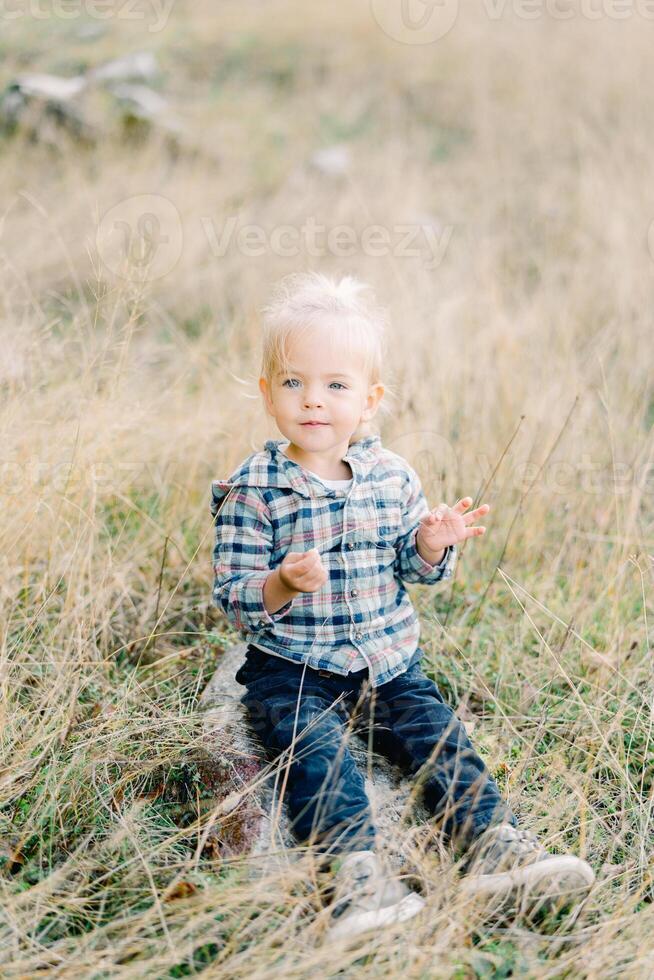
left=210, top=271, right=594, bottom=940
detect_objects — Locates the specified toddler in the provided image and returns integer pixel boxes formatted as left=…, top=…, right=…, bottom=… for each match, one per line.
left=210, top=272, right=594, bottom=940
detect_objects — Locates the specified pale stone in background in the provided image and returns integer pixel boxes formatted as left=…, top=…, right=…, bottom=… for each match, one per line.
left=199, top=642, right=445, bottom=879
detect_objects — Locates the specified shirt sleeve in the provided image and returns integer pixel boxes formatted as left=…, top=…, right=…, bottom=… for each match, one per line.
left=211, top=484, right=295, bottom=635
left=393, top=464, right=458, bottom=584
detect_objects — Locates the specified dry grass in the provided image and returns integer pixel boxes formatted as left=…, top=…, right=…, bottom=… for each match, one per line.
left=0, top=1, right=652, bottom=975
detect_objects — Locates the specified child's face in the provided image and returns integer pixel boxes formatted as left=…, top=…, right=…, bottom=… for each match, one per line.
left=259, top=328, right=384, bottom=453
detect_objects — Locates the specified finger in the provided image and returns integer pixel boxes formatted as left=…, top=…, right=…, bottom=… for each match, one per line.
left=292, top=557, right=323, bottom=580
left=463, top=504, right=490, bottom=524
left=452, top=497, right=474, bottom=513
left=297, top=547, right=320, bottom=562
left=284, top=551, right=308, bottom=563
left=463, top=525, right=486, bottom=538
left=287, top=548, right=320, bottom=565
left=297, top=571, right=326, bottom=591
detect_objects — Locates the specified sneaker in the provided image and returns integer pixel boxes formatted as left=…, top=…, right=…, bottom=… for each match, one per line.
left=324, top=850, right=425, bottom=941
left=457, top=822, right=595, bottom=915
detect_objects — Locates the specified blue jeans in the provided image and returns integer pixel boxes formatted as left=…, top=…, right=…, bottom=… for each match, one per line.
left=237, top=645, right=517, bottom=858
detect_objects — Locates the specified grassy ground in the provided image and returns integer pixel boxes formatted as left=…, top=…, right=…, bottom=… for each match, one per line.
left=1, top=1, right=652, bottom=975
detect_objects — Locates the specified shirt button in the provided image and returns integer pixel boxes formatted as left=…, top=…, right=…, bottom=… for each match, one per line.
left=354, top=631, right=363, bottom=642
left=350, top=589, right=358, bottom=597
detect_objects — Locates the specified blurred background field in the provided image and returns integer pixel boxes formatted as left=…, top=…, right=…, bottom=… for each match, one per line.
left=1, top=1, right=653, bottom=975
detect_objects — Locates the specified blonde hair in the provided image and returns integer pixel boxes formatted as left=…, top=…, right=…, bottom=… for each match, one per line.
left=259, top=271, right=391, bottom=444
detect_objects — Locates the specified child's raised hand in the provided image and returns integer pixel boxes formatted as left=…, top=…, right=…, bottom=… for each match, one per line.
left=417, top=496, right=490, bottom=553
left=278, top=548, right=328, bottom=594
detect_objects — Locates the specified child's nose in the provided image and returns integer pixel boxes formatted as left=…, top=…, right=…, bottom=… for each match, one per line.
left=303, top=389, right=324, bottom=407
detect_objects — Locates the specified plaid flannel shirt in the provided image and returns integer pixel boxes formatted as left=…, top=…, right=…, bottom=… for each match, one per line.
left=210, top=435, right=457, bottom=688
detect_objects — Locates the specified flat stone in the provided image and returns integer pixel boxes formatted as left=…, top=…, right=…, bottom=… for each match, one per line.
left=88, top=51, right=159, bottom=85
left=199, top=642, right=439, bottom=878
left=308, top=144, right=351, bottom=177
left=0, top=55, right=182, bottom=147
left=8, top=73, right=87, bottom=102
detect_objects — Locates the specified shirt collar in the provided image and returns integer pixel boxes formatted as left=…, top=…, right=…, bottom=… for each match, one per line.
left=211, top=434, right=382, bottom=515
left=262, top=436, right=382, bottom=497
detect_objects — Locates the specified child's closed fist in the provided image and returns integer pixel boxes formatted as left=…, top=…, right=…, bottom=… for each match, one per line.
left=278, top=548, right=328, bottom=594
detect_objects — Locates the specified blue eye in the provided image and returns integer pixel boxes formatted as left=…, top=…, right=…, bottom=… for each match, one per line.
left=282, top=378, right=347, bottom=391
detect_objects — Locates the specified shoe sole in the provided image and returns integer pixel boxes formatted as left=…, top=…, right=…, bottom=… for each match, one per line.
left=326, top=891, right=426, bottom=942
left=459, top=855, right=595, bottom=914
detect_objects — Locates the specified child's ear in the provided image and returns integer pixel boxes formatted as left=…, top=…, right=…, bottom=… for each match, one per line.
left=259, top=376, right=274, bottom=415
left=362, top=382, right=384, bottom=420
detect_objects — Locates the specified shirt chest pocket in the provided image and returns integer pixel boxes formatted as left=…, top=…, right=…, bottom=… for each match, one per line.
left=342, top=492, right=404, bottom=553
left=373, top=493, right=403, bottom=545
left=347, top=496, right=380, bottom=545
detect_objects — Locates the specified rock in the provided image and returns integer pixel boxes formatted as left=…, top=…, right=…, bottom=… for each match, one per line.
left=199, top=642, right=436, bottom=878
left=75, top=23, right=108, bottom=42
left=0, top=73, right=95, bottom=145
left=7, top=73, right=87, bottom=102
left=87, top=51, right=159, bottom=85
left=309, top=144, right=351, bottom=177
left=0, top=58, right=183, bottom=149
left=455, top=697, right=478, bottom=735
left=109, top=83, right=183, bottom=136
left=110, top=83, right=168, bottom=117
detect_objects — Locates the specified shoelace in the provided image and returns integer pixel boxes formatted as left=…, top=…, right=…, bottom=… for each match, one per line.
left=464, top=824, right=544, bottom=873
left=514, top=830, right=541, bottom=851
left=330, top=865, right=374, bottom=919
left=349, top=865, right=374, bottom=887
left=489, top=825, right=540, bottom=846
left=502, top=827, right=543, bottom=852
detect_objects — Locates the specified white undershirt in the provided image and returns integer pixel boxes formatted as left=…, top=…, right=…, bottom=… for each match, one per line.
left=306, top=471, right=353, bottom=489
